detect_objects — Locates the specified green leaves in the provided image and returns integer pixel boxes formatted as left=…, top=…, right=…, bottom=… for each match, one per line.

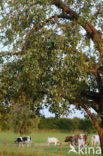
left=0, top=0, right=103, bottom=119
left=5, top=29, right=14, bottom=44
left=0, top=0, right=4, bottom=10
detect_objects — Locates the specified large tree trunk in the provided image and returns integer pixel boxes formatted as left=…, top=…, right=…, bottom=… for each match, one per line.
left=98, top=128, right=103, bottom=155
left=77, top=102, right=103, bottom=155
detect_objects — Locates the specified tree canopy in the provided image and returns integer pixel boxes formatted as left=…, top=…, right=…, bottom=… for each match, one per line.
left=0, top=0, right=103, bottom=134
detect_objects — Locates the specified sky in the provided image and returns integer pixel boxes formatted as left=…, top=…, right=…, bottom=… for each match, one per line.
left=40, top=105, right=85, bottom=118
left=40, top=107, right=85, bottom=118
left=41, top=105, right=96, bottom=119
left=40, top=105, right=96, bottom=118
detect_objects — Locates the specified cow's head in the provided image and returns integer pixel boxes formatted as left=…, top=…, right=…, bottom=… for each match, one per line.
left=64, top=136, right=73, bottom=142
left=14, top=137, right=22, bottom=143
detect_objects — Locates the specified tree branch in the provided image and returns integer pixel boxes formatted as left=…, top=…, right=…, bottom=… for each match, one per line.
left=89, top=58, right=103, bottom=77
left=74, top=102, right=101, bottom=130
left=52, top=0, right=103, bottom=53
left=21, top=17, right=64, bottom=55
left=88, top=58, right=103, bottom=96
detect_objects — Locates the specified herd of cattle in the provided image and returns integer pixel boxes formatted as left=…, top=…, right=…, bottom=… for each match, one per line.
left=14, top=134, right=100, bottom=148
left=64, top=134, right=100, bottom=148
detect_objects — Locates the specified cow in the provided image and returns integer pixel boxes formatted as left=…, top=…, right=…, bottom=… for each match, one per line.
left=14, top=136, right=32, bottom=147
left=65, top=134, right=87, bottom=148
left=92, top=135, right=100, bottom=146
left=78, top=134, right=87, bottom=148
left=47, top=137, right=59, bottom=146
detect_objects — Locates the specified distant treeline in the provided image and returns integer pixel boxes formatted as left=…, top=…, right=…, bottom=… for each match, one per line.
left=1, top=117, right=97, bottom=133
left=38, top=117, right=96, bottom=133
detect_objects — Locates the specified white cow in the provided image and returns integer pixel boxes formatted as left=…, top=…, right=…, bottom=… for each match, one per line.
left=47, top=137, right=59, bottom=146
left=92, top=135, right=100, bottom=146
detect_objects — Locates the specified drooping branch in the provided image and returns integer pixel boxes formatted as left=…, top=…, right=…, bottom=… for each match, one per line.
left=74, top=101, right=101, bottom=130
left=52, top=0, right=103, bottom=53
left=52, top=0, right=78, bottom=19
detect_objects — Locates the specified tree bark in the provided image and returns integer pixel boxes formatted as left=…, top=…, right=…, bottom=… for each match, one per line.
left=75, top=102, right=103, bottom=155
left=20, top=127, right=23, bottom=136
left=98, top=128, right=103, bottom=156
left=52, top=0, right=103, bottom=53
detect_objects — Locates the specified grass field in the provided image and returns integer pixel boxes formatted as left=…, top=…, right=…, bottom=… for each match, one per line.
left=0, top=130, right=101, bottom=156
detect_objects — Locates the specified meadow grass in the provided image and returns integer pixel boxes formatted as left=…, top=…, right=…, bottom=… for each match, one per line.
left=0, top=130, right=101, bottom=156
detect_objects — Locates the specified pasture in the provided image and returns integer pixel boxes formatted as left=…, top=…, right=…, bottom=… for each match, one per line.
left=0, top=130, right=101, bottom=156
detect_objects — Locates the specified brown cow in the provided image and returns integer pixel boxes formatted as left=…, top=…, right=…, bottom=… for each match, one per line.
left=65, top=134, right=87, bottom=147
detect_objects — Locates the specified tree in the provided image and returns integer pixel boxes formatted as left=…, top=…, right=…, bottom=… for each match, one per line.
left=0, top=0, right=103, bottom=154
left=8, top=103, right=40, bottom=135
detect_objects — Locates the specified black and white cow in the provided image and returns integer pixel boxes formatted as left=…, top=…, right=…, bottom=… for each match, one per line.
left=14, top=136, right=32, bottom=147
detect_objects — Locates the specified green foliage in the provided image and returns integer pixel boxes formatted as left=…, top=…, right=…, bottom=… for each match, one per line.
left=79, top=118, right=96, bottom=133
left=38, top=117, right=96, bottom=133
left=38, top=117, right=58, bottom=129
left=0, top=0, right=103, bottom=132
left=1, top=116, right=96, bottom=133
left=2, top=104, right=40, bottom=133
